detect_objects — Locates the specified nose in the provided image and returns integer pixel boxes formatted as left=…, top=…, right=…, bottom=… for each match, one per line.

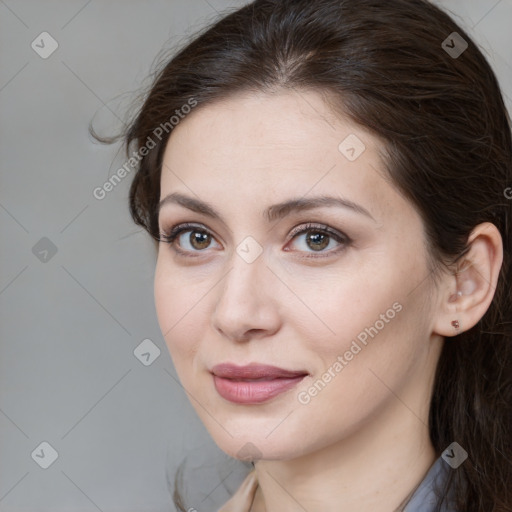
left=211, top=248, right=281, bottom=343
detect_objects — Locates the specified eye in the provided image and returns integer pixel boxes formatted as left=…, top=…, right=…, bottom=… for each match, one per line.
left=159, top=223, right=221, bottom=256
left=285, top=222, right=350, bottom=258
left=159, top=222, right=351, bottom=258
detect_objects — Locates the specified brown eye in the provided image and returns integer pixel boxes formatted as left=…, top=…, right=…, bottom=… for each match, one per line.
left=188, top=230, right=211, bottom=250
left=159, top=223, right=220, bottom=254
left=286, top=223, right=350, bottom=257
left=304, top=231, right=330, bottom=251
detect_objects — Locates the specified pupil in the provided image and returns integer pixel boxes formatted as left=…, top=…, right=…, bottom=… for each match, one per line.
left=191, top=231, right=210, bottom=249
left=308, top=232, right=328, bottom=251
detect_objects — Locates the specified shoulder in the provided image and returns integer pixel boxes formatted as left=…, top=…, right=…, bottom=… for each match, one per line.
left=404, top=455, right=457, bottom=512
left=217, top=456, right=457, bottom=512
left=217, top=470, right=258, bottom=512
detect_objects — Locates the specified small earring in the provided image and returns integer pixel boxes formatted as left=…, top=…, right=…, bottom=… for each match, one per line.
left=451, top=320, right=460, bottom=329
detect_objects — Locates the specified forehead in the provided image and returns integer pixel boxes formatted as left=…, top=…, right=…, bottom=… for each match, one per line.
left=164, top=89, right=367, bottom=161
left=159, top=89, right=403, bottom=224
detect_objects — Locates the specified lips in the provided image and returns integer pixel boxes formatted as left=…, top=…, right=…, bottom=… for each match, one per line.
left=211, top=363, right=308, bottom=404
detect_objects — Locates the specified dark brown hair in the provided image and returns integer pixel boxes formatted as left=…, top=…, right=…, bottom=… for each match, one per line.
left=92, top=0, right=512, bottom=510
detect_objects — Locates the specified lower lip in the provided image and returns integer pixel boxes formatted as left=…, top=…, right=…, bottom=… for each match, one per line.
left=213, top=374, right=307, bottom=404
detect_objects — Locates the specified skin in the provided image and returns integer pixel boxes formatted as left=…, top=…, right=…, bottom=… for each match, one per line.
left=153, top=89, right=503, bottom=511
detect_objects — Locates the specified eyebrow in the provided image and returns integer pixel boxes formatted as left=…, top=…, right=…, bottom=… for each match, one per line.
left=157, top=192, right=376, bottom=223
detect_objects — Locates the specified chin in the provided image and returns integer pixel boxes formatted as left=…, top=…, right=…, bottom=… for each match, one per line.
left=218, top=439, right=294, bottom=462
left=204, top=423, right=310, bottom=462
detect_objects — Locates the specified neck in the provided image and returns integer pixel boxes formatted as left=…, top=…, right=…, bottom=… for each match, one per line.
left=250, top=399, right=437, bottom=512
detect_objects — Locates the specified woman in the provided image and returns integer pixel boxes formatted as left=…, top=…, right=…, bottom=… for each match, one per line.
left=94, top=0, right=512, bottom=510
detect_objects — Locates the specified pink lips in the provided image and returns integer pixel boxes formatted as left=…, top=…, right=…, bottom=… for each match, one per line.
left=211, top=363, right=308, bottom=404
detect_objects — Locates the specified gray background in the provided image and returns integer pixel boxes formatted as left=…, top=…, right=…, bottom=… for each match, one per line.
left=1, top=1, right=511, bottom=511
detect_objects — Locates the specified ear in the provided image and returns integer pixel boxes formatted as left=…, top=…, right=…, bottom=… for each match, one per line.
left=433, top=222, right=503, bottom=337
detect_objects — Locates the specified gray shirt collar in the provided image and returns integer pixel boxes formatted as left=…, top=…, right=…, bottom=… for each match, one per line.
left=404, top=456, right=455, bottom=511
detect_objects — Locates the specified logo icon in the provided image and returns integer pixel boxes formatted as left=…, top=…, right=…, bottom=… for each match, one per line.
left=31, top=441, right=59, bottom=469
left=236, top=442, right=263, bottom=462
left=442, top=32, right=468, bottom=59
left=236, top=236, right=263, bottom=264
left=338, top=134, right=366, bottom=161
left=134, top=339, right=161, bottom=366
left=442, top=441, right=468, bottom=469
left=32, top=237, right=58, bottom=263
left=31, top=32, right=59, bottom=59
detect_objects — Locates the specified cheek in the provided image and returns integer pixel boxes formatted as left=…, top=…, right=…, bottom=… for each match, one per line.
left=153, top=259, right=205, bottom=366
left=283, top=260, right=397, bottom=353
left=291, top=252, right=428, bottom=391
left=294, top=271, right=430, bottom=413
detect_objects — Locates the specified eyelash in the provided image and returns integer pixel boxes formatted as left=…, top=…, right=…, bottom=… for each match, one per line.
left=158, top=222, right=351, bottom=259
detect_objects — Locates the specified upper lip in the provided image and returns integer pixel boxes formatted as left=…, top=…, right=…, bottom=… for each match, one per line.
left=211, top=363, right=308, bottom=380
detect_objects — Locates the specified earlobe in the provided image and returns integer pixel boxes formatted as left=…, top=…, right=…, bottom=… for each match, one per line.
left=433, top=222, right=503, bottom=338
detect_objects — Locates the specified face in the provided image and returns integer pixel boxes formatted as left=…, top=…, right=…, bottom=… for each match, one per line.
left=154, top=89, right=441, bottom=462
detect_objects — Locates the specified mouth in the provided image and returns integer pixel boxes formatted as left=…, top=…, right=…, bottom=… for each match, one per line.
left=210, top=363, right=309, bottom=404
